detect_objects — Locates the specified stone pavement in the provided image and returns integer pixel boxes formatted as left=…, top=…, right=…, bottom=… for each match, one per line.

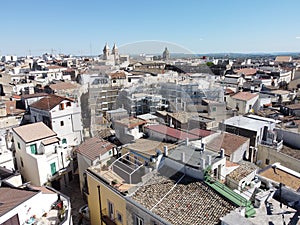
left=60, top=174, right=90, bottom=225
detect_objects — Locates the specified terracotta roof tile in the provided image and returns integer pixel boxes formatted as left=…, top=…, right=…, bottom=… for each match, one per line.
left=114, top=117, right=146, bottom=129
left=0, top=187, right=38, bottom=216
left=76, top=137, right=115, bottom=161
left=109, top=71, right=126, bottom=79
left=47, top=65, right=66, bottom=70
left=188, top=128, right=213, bottom=137
left=13, top=122, right=56, bottom=143
left=21, top=93, right=49, bottom=99
left=284, top=103, right=300, bottom=110
left=206, top=132, right=249, bottom=156
left=145, top=124, right=199, bottom=140
left=30, top=94, right=74, bottom=110
left=228, top=161, right=258, bottom=182
left=234, top=68, right=257, bottom=76
left=5, top=101, right=25, bottom=115
left=232, top=91, right=258, bottom=101
left=49, top=82, right=78, bottom=91
left=275, top=56, right=292, bottom=62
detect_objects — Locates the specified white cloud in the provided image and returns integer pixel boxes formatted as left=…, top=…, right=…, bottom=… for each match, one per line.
left=296, top=37, right=300, bottom=39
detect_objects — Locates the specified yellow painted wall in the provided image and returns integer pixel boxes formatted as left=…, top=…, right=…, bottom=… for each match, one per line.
left=87, top=171, right=127, bottom=225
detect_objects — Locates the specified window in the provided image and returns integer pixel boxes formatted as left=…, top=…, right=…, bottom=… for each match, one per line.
left=212, top=107, right=216, bottom=112
left=117, top=212, right=123, bottom=224
left=134, top=215, right=144, bottom=225
left=50, top=162, right=56, bottom=175
left=30, top=144, right=37, bottom=154
left=109, top=150, right=112, bottom=155
left=60, top=103, right=65, bottom=110
left=60, top=121, right=64, bottom=126
left=66, top=102, right=71, bottom=107
left=108, top=201, right=114, bottom=219
left=62, top=138, right=67, bottom=144
left=20, top=157, right=24, bottom=167
left=17, top=142, right=20, bottom=149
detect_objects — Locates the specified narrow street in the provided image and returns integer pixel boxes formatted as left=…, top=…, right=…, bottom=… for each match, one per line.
left=60, top=174, right=90, bottom=225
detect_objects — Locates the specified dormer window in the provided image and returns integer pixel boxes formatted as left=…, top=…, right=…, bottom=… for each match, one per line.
left=66, top=102, right=71, bottom=107
left=60, top=103, right=65, bottom=110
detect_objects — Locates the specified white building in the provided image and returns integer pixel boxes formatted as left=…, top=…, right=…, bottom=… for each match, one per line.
left=29, top=94, right=83, bottom=147
left=0, top=186, right=72, bottom=225
left=1, top=55, right=17, bottom=62
left=0, top=132, right=14, bottom=170
left=219, top=115, right=281, bottom=153
left=12, top=122, right=72, bottom=187
left=228, top=92, right=259, bottom=114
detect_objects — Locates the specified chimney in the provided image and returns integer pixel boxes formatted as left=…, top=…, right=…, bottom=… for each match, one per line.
left=220, top=148, right=225, bottom=158
left=186, top=138, right=189, bottom=146
left=201, top=158, right=206, bottom=169
left=181, top=152, right=185, bottom=163
left=163, top=146, right=168, bottom=156
left=207, top=155, right=212, bottom=165
left=201, top=142, right=205, bottom=151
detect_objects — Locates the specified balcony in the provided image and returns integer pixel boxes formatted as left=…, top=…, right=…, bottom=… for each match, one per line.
left=260, top=139, right=283, bottom=151
left=24, top=186, right=71, bottom=225
left=101, top=208, right=117, bottom=225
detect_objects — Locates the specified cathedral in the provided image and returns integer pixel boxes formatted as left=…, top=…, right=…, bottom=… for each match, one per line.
left=102, top=43, right=119, bottom=64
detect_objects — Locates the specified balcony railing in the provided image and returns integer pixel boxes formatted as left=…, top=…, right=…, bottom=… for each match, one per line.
left=260, top=139, right=283, bottom=151
left=101, top=208, right=117, bottom=225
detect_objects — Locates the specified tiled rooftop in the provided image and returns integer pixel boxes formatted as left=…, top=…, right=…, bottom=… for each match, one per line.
left=76, top=137, right=115, bottom=161
left=168, top=112, right=198, bottom=124
left=232, top=92, right=258, bottom=101
left=13, top=122, right=56, bottom=143
left=206, top=132, right=249, bottom=156
left=188, top=128, right=213, bottom=138
left=0, top=187, right=38, bottom=216
left=5, top=100, right=25, bottom=115
left=234, top=68, right=257, bottom=76
left=123, top=138, right=177, bottom=156
left=114, top=117, right=146, bottom=129
left=284, top=103, right=300, bottom=110
left=49, top=82, right=79, bottom=91
left=227, top=161, right=258, bottom=183
left=21, top=92, right=49, bottom=99
left=109, top=71, right=126, bottom=79
left=145, top=124, right=199, bottom=140
left=30, top=94, right=74, bottom=110
left=131, top=167, right=236, bottom=225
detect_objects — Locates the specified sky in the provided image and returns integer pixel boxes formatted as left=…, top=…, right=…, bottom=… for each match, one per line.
left=1, top=0, right=300, bottom=56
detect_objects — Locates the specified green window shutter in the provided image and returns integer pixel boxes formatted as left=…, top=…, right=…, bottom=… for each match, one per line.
left=62, top=138, right=67, bottom=144
left=30, top=144, right=37, bottom=154
left=50, top=162, right=56, bottom=175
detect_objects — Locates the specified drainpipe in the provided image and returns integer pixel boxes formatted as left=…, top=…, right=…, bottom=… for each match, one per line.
left=97, top=185, right=103, bottom=225
left=61, top=152, right=67, bottom=187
